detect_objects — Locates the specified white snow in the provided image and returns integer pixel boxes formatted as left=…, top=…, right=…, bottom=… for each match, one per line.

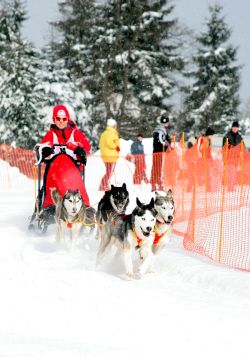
left=1, top=142, right=250, bottom=357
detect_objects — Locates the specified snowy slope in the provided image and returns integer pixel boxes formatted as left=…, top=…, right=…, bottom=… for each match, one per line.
left=1, top=161, right=250, bottom=356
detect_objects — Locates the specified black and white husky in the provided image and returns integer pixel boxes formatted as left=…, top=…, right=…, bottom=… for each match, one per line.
left=96, top=197, right=157, bottom=277
left=51, top=189, right=86, bottom=247
left=96, top=183, right=129, bottom=240
left=152, top=190, right=175, bottom=255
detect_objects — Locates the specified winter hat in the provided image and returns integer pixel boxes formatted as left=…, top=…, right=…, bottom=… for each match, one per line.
left=107, top=118, right=117, bottom=128
left=205, top=127, right=215, bottom=136
left=52, top=105, right=70, bottom=122
left=160, top=114, right=169, bottom=124
left=232, top=121, right=239, bottom=128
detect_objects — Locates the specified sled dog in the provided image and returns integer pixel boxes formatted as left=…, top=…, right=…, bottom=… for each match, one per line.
left=152, top=189, right=175, bottom=255
left=51, top=189, right=86, bottom=246
left=96, top=183, right=129, bottom=240
left=96, top=197, right=157, bottom=277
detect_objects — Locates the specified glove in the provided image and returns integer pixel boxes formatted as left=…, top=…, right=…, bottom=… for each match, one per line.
left=74, top=146, right=87, bottom=165
left=74, top=146, right=86, bottom=157
left=116, top=146, right=120, bottom=152
left=42, top=146, right=54, bottom=159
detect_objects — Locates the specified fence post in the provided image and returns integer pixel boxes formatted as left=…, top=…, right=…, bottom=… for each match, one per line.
left=191, top=140, right=198, bottom=243
left=202, top=136, right=208, bottom=215
left=181, top=132, right=185, bottom=219
left=171, top=134, right=176, bottom=191
left=218, top=138, right=228, bottom=263
left=240, top=140, right=244, bottom=207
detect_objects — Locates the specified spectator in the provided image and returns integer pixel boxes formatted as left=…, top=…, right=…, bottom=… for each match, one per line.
left=223, top=121, right=244, bottom=191
left=98, top=118, right=120, bottom=191
left=130, top=134, right=149, bottom=184
left=150, top=114, right=171, bottom=191
left=184, top=141, right=194, bottom=192
left=197, top=127, right=215, bottom=191
left=198, top=127, right=215, bottom=159
left=222, top=121, right=244, bottom=148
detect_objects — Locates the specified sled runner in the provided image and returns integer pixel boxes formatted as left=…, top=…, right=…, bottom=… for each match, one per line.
left=28, top=144, right=88, bottom=234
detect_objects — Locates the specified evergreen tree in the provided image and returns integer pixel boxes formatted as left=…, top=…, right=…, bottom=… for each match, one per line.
left=92, top=0, right=184, bottom=138
left=51, top=0, right=184, bottom=139
left=0, top=0, right=43, bottom=148
left=182, top=4, right=241, bottom=137
left=34, top=43, right=95, bottom=143
left=50, top=0, right=98, bottom=144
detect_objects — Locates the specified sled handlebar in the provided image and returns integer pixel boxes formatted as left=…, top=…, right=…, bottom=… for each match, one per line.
left=35, top=143, right=85, bottom=166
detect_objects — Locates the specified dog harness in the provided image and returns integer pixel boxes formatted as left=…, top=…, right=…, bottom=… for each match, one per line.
left=153, top=221, right=169, bottom=245
left=132, top=225, right=169, bottom=246
left=66, top=219, right=78, bottom=229
left=132, top=226, right=144, bottom=247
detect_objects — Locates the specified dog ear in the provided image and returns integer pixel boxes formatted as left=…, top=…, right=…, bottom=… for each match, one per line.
left=122, top=183, right=127, bottom=189
left=51, top=188, right=62, bottom=204
left=166, top=189, right=173, bottom=198
left=111, top=184, right=114, bottom=189
left=136, top=197, right=143, bottom=208
left=155, top=191, right=160, bottom=198
left=148, top=197, right=155, bottom=209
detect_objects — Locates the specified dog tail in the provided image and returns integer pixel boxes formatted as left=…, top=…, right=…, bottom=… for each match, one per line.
left=51, top=188, right=62, bottom=205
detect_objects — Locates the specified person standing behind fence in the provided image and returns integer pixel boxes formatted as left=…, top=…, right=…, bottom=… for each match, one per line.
left=130, top=134, right=149, bottom=185
left=198, top=127, right=215, bottom=159
left=197, top=127, right=215, bottom=191
left=150, top=114, right=171, bottom=191
left=222, top=121, right=243, bottom=148
left=98, top=118, right=120, bottom=191
left=184, top=141, right=194, bottom=192
left=222, top=120, right=244, bottom=191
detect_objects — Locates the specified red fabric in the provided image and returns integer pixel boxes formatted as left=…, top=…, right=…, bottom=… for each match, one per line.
left=150, top=152, right=164, bottom=190
left=99, top=162, right=116, bottom=191
left=133, top=155, right=148, bottom=184
left=198, top=136, right=212, bottom=159
left=153, top=232, right=165, bottom=245
left=52, top=105, right=70, bottom=122
left=43, top=154, right=90, bottom=208
left=41, top=121, right=91, bottom=153
left=67, top=142, right=78, bottom=151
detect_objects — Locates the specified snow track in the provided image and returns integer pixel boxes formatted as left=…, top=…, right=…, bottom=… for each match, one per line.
left=1, top=190, right=250, bottom=356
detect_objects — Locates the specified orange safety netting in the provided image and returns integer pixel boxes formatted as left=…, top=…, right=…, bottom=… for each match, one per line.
left=1, top=141, right=250, bottom=271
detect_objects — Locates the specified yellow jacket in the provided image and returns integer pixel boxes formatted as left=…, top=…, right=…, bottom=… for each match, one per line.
left=99, top=126, right=120, bottom=163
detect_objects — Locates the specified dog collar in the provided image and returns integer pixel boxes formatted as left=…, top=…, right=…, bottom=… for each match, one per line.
left=66, top=216, right=81, bottom=229
left=132, top=226, right=143, bottom=247
left=67, top=221, right=73, bottom=229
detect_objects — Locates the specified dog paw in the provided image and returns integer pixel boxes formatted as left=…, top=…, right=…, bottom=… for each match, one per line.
left=125, top=272, right=134, bottom=279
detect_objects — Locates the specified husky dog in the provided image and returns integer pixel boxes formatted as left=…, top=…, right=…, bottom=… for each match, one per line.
left=152, top=189, right=175, bottom=255
left=96, top=183, right=129, bottom=239
left=96, top=197, right=157, bottom=277
left=51, top=189, right=86, bottom=246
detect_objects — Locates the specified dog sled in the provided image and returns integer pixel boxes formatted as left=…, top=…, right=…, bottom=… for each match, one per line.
left=28, top=144, right=89, bottom=234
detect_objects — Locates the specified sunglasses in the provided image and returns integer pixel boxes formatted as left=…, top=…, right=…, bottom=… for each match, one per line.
left=55, top=117, right=68, bottom=122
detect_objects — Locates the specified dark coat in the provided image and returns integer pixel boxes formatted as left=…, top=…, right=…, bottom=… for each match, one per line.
left=222, top=130, right=243, bottom=148
left=153, top=124, right=171, bottom=153
left=131, top=140, right=144, bottom=155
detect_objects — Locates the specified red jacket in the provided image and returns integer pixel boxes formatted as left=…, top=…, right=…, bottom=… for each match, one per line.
left=41, top=120, right=91, bottom=155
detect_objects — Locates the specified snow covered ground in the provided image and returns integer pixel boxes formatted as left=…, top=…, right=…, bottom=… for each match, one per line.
left=1, top=141, right=250, bottom=357
left=1, top=187, right=250, bottom=355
